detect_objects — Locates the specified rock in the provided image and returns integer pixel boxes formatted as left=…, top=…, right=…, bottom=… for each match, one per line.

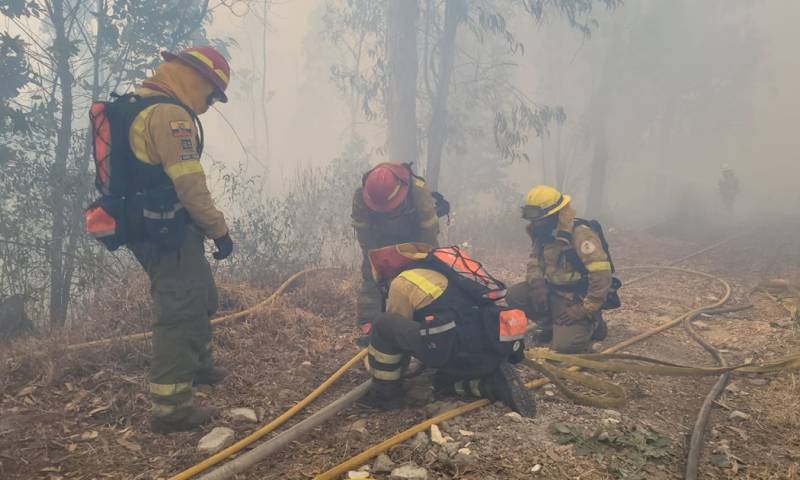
left=389, top=462, right=428, bottom=480
left=197, top=427, right=235, bottom=454
left=453, top=448, right=475, bottom=468
left=604, top=409, right=621, bottom=418
left=693, top=320, right=711, bottom=329
left=531, top=464, right=543, bottom=473
left=458, top=429, right=474, bottom=437
left=350, top=419, right=368, bottom=435
left=504, top=412, right=523, bottom=423
left=301, top=360, right=312, bottom=367
left=598, top=431, right=610, bottom=441
left=410, top=431, right=429, bottom=450
left=457, top=447, right=471, bottom=455
left=442, top=442, right=460, bottom=457
left=347, top=471, right=370, bottom=479
left=729, top=411, right=750, bottom=421
left=373, top=453, right=396, bottom=473
left=544, top=390, right=555, bottom=397
left=227, top=407, right=258, bottom=423
left=430, top=424, right=446, bottom=445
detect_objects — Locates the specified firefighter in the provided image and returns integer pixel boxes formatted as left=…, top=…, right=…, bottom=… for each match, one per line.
left=361, top=243, right=535, bottom=416
left=125, top=46, right=233, bottom=433
left=351, top=163, right=442, bottom=335
left=718, top=164, right=740, bottom=214
left=506, top=185, right=612, bottom=354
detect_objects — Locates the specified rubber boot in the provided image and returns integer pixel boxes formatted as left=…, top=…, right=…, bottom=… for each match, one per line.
left=591, top=317, right=608, bottom=341
left=150, top=405, right=218, bottom=434
left=483, top=364, right=536, bottom=417
left=193, top=366, right=229, bottom=386
left=358, top=382, right=405, bottom=411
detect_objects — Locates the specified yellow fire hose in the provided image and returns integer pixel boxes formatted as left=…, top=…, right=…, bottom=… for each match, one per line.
left=312, top=266, right=744, bottom=479
left=169, top=349, right=368, bottom=480
left=65, top=269, right=324, bottom=352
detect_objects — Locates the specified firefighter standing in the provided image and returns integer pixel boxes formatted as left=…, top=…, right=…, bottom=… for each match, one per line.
left=125, top=46, right=234, bottom=433
left=506, top=186, right=612, bottom=354
left=361, top=243, right=535, bottom=416
left=351, top=163, right=442, bottom=333
left=718, top=164, right=740, bottom=214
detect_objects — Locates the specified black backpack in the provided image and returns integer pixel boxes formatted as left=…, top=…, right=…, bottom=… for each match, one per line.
left=83, top=93, right=201, bottom=251
left=563, top=218, right=622, bottom=310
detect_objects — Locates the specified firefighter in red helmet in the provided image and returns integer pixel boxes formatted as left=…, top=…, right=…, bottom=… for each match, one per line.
left=351, top=163, right=448, bottom=337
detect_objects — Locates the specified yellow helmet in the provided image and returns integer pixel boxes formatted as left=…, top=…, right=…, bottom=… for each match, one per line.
left=522, top=185, right=571, bottom=220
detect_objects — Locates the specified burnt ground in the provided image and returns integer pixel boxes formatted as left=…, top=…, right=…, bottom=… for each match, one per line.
left=1, top=224, right=799, bottom=480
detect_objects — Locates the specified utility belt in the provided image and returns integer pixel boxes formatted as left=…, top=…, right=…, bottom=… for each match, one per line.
left=85, top=185, right=189, bottom=253
left=548, top=277, right=622, bottom=310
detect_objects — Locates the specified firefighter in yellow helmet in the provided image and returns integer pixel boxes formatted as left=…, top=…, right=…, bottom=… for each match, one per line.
left=506, top=186, right=613, bottom=353
left=124, top=46, right=233, bottom=433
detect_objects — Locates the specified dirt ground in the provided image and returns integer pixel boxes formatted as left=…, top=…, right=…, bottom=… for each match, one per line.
left=1, top=224, right=798, bottom=480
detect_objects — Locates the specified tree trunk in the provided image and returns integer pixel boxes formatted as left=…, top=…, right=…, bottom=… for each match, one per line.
left=425, top=0, right=465, bottom=191
left=586, top=122, right=609, bottom=220
left=386, top=0, right=419, bottom=166
left=48, top=0, right=74, bottom=328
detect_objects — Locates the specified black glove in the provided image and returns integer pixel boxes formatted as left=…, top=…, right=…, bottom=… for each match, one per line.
left=213, top=233, right=233, bottom=260
left=432, top=191, right=450, bottom=218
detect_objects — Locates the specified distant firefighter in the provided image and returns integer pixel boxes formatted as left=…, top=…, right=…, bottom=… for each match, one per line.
left=507, top=185, right=621, bottom=353
left=351, top=163, right=449, bottom=337
left=718, top=164, right=740, bottom=213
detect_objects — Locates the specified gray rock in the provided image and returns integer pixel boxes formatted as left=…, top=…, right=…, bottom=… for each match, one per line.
left=729, top=410, right=750, bottom=421
left=410, top=431, right=429, bottom=450
left=197, top=427, right=235, bottom=454
left=373, top=453, right=396, bottom=473
left=504, top=412, right=523, bottom=423
left=350, top=419, right=368, bottom=435
left=390, top=462, right=428, bottom=480
left=227, top=407, right=258, bottom=423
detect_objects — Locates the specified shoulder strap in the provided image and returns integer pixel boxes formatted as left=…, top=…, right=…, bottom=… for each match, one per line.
left=112, top=93, right=204, bottom=155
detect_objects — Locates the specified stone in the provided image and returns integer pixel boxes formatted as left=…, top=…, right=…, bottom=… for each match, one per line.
left=347, top=471, right=370, bottom=479
left=458, top=429, right=474, bottom=437
left=430, top=424, right=446, bottom=445
left=410, top=431, right=429, bottom=450
left=453, top=448, right=475, bottom=468
left=693, top=320, right=711, bottom=330
left=373, top=453, right=396, bottom=473
left=604, top=409, right=621, bottom=418
left=531, top=464, right=543, bottom=473
left=504, top=412, right=523, bottom=423
left=301, top=360, right=312, bottom=367
left=197, top=427, right=235, bottom=454
left=729, top=411, right=750, bottom=421
left=442, top=442, right=460, bottom=457
left=389, top=463, right=428, bottom=480
left=350, top=419, right=368, bottom=435
left=227, top=407, right=258, bottom=423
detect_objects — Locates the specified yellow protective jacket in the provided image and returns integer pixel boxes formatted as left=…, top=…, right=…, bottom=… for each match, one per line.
left=525, top=205, right=612, bottom=312
left=128, top=62, right=228, bottom=240
left=352, top=179, right=440, bottom=251
left=386, top=268, right=449, bottom=320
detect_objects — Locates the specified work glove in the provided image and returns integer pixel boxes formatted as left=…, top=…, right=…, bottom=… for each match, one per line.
left=529, top=278, right=549, bottom=314
left=432, top=191, right=450, bottom=218
left=556, top=303, right=592, bottom=326
left=212, top=233, right=234, bottom=260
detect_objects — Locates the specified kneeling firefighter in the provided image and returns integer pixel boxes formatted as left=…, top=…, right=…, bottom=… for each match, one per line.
left=361, top=243, right=535, bottom=416
left=507, top=185, right=620, bottom=354
left=84, top=46, right=234, bottom=433
left=351, top=163, right=450, bottom=334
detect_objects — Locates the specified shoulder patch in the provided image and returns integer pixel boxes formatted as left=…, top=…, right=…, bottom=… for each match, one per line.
left=580, top=240, right=597, bottom=255
left=170, top=120, right=193, bottom=137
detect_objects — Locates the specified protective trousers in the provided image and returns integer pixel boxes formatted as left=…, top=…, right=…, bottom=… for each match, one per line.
left=128, top=225, right=219, bottom=418
left=357, top=252, right=383, bottom=326
left=367, top=313, right=500, bottom=400
left=507, top=282, right=600, bottom=353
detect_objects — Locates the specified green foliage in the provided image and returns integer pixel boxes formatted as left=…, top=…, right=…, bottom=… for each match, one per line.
left=549, top=422, right=674, bottom=479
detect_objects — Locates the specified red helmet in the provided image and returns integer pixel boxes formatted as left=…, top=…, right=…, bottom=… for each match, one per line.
left=362, top=163, right=411, bottom=213
left=161, top=46, right=231, bottom=102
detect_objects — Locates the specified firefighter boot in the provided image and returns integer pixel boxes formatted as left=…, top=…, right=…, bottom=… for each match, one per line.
left=591, top=316, right=608, bottom=341
left=193, top=366, right=229, bottom=386
left=483, top=364, right=536, bottom=417
left=358, top=381, right=405, bottom=411
left=150, top=405, right=218, bottom=434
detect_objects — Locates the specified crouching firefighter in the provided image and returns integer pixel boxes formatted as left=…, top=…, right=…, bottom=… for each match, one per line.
left=507, top=185, right=621, bottom=354
left=83, top=46, right=234, bottom=433
left=361, top=243, right=536, bottom=417
left=351, top=163, right=450, bottom=337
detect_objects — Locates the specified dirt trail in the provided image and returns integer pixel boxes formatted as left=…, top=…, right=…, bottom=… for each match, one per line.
left=0, top=226, right=798, bottom=479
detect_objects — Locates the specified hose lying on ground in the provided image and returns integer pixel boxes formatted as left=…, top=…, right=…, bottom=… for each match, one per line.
left=66, top=268, right=324, bottom=352
left=169, top=349, right=368, bottom=480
